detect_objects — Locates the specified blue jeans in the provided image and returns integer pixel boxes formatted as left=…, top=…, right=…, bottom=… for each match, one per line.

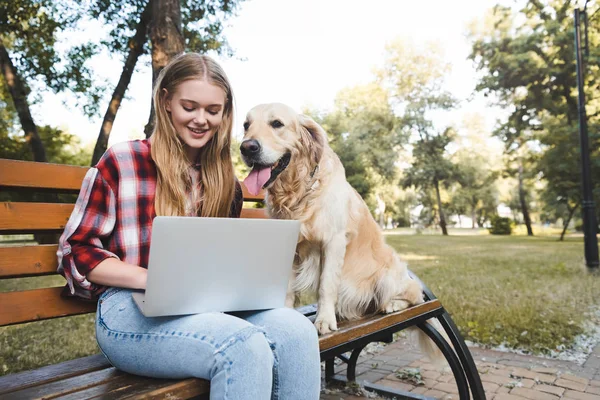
left=96, top=288, right=321, bottom=400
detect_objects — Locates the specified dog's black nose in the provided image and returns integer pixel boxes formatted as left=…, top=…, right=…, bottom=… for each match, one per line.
left=240, top=139, right=261, bottom=156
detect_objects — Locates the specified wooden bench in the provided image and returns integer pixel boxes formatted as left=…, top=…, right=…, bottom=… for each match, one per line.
left=0, top=158, right=486, bottom=400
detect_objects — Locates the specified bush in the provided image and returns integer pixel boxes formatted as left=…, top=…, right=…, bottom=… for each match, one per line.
left=488, top=216, right=513, bottom=235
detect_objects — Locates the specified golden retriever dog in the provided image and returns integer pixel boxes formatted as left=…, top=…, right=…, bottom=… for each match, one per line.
left=240, top=103, right=442, bottom=358
left=240, top=103, right=448, bottom=363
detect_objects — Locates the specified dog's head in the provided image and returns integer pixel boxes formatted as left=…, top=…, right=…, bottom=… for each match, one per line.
left=240, top=103, right=326, bottom=195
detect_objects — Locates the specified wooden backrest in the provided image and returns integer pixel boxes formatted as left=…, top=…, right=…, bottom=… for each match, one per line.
left=0, top=158, right=266, bottom=327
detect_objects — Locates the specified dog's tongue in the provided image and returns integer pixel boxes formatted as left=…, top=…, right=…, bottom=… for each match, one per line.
left=243, top=166, right=271, bottom=195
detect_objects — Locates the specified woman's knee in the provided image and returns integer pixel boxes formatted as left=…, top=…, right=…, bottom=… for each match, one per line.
left=261, top=308, right=319, bottom=348
left=216, top=327, right=275, bottom=373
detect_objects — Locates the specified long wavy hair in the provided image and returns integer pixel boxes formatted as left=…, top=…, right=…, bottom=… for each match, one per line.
left=151, top=53, right=235, bottom=217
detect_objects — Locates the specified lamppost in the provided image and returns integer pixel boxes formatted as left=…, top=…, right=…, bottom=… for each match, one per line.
left=574, top=1, right=599, bottom=271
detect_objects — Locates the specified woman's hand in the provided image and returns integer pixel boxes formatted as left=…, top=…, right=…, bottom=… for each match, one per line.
left=87, top=258, right=148, bottom=290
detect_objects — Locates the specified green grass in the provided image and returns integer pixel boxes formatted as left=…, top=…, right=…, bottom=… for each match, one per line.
left=1, top=233, right=599, bottom=376
left=386, top=233, right=600, bottom=355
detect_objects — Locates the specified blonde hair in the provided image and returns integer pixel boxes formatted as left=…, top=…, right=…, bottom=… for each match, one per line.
left=151, top=53, right=235, bottom=217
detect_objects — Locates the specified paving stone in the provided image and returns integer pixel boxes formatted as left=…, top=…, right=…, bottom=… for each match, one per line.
left=376, top=378, right=415, bottom=392
left=482, top=381, right=501, bottom=393
left=433, top=382, right=459, bottom=394
left=531, top=368, right=559, bottom=375
left=561, top=373, right=591, bottom=386
left=421, top=369, right=441, bottom=380
left=500, top=360, right=538, bottom=369
left=494, top=394, right=528, bottom=400
left=585, top=386, right=600, bottom=396
left=481, top=372, right=518, bottom=386
left=437, top=374, right=455, bottom=383
left=497, top=386, right=511, bottom=394
left=423, top=389, right=450, bottom=398
left=522, top=379, right=538, bottom=388
left=510, top=387, right=560, bottom=400
left=410, top=386, right=428, bottom=394
left=489, top=367, right=514, bottom=378
left=355, top=370, right=389, bottom=384
left=534, top=384, right=565, bottom=397
left=509, top=368, right=556, bottom=384
left=555, top=378, right=588, bottom=392
left=562, top=390, right=600, bottom=400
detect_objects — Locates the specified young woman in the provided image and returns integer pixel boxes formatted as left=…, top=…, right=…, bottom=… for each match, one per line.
left=57, top=53, right=321, bottom=400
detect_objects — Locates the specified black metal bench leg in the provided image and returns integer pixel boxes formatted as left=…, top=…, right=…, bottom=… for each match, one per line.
left=418, top=322, right=471, bottom=400
left=346, top=344, right=367, bottom=382
left=325, top=358, right=335, bottom=382
left=437, top=312, right=486, bottom=400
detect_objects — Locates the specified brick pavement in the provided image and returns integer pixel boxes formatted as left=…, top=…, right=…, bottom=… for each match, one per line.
left=319, top=336, right=600, bottom=400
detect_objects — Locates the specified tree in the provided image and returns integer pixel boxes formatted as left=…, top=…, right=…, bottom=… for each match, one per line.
left=377, top=39, right=457, bottom=235
left=539, top=115, right=600, bottom=240
left=91, top=2, right=152, bottom=165
left=0, top=0, right=98, bottom=161
left=469, top=0, right=600, bottom=236
left=452, top=114, right=502, bottom=228
left=86, top=0, right=243, bottom=156
left=306, top=82, right=405, bottom=203
left=402, top=127, right=459, bottom=235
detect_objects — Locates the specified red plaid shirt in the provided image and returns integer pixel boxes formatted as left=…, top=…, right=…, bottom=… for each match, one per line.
left=57, top=139, right=243, bottom=300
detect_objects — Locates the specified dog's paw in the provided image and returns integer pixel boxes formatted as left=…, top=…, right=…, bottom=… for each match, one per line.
left=384, top=299, right=410, bottom=314
left=314, top=314, right=338, bottom=335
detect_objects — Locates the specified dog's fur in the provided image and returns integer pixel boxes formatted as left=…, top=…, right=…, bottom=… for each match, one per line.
left=240, top=102, right=434, bottom=336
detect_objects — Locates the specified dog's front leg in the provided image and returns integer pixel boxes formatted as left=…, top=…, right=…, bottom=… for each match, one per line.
left=314, top=233, right=346, bottom=335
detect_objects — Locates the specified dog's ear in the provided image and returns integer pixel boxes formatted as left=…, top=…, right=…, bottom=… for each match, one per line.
left=298, top=114, right=326, bottom=164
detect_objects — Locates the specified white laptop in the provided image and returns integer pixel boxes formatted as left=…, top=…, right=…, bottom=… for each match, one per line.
left=132, top=216, right=300, bottom=317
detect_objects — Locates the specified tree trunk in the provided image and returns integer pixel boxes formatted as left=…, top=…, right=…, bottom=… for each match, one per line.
left=0, top=42, right=47, bottom=162
left=471, top=203, right=476, bottom=229
left=144, top=0, right=184, bottom=138
left=434, top=179, right=448, bottom=235
left=518, top=163, right=534, bottom=236
left=560, top=205, right=578, bottom=241
left=91, top=2, right=152, bottom=166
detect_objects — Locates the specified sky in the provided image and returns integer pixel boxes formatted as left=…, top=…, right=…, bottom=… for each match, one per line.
left=33, top=0, right=506, bottom=148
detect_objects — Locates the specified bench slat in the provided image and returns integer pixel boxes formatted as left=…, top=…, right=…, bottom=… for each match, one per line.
left=3, top=365, right=209, bottom=400
left=240, top=185, right=265, bottom=202
left=119, top=378, right=209, bottom=400
left=1, top=366, right=124, bottom=400
left=0, top=158, right=264, bottom=202
left=0, top=159, right=87, bottom=191
left=0, top=203, right=266, bottom=234
left=0, top=202, right=73, bottom=233
left=0, top=354, right=110, bottom=396
left=240, top=208, right=268, bottom=219
left=0, top=244, right=59, bottom=278
left=0, top=287, right=97, bottom=326
left=318, top=300, right=442, bottom=351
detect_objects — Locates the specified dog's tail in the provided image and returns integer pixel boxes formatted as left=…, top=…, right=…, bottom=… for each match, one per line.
left=409, top=318, right=452, bottom=368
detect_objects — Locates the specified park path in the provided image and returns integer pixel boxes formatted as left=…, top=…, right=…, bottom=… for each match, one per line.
left=319, top=335, right=600, bottom=400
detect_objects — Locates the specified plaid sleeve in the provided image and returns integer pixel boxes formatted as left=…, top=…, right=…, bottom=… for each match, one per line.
left=57, top=167, right=119, bottom=300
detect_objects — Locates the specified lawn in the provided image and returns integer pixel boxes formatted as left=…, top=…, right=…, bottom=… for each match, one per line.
left=388, top=232, right=600, bottom=355
left=1, top=232, right=599, bottom=376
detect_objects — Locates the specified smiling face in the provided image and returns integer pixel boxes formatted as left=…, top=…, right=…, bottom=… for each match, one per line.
left=165, top=79, right=226, bottom=161
left=240, top=103, right=326, bottom=195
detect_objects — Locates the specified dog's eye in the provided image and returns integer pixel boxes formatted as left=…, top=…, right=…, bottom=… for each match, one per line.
left=243, top=121, right=250, bottom=131
left=270, top=120, right=284, bottom=129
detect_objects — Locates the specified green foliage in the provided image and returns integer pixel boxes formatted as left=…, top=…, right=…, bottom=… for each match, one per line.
left=469, top=0, right=600, bottom=228
left=0, top=125, right=91, bottom=166
left=402, top=127, right=459, bottom=191
left=489, top=216, right=514, bottom=235
left=1, top=0, right=102, bottom=115
left=89, top=0, right=243, bottom=59
left=305, top=81, right=405, bottom=201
